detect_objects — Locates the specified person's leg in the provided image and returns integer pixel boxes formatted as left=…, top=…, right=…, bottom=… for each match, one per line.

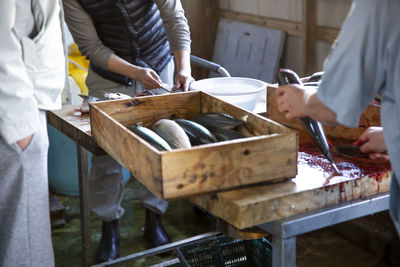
left=0, top=110, right=54, bottom=266
left=140, top=188, right=171, bottom=247
left=139, top=58, right=174, bottom=247
left=86, top=67, right=135, bottom=262
left=89, top=154, right=125, bottom=262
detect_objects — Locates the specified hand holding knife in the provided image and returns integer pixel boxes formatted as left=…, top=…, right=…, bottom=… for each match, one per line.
left=276, top=69, right=342, bottom=175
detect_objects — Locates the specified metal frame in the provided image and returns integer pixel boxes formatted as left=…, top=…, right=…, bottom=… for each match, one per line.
left=71, top=56, right=231, bottom=266
left=76, top=140, right=390, bottom=267
left=75, top=143, right=220, bottom=266
left=258, top=193, right=390, bottom=267
left=77, top=145, right=93, bottom=266
left=92, top=232, right=220, bottom=266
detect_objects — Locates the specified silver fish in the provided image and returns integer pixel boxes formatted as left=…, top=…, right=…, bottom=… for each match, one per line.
left=152, top=119, right=191, bottom=149
left=128, top=124, right=172, bottom=151
left=175, top=119, right=217, bottom=145
left=103, top=92, right=131, bottom=100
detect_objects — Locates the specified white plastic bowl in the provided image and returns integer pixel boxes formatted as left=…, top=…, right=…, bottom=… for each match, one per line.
left=189, top=77, right=266, bottom=111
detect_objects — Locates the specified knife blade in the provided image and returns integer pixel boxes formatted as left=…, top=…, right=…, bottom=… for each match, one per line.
left=334, top=145, right=368, bottom=159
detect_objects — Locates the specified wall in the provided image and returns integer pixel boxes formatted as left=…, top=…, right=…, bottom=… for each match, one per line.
left=181, top=0, right=352, bottom=78
left=218, top=0, right=352, bottom=76
left=181, top=0, right=219, bottom=79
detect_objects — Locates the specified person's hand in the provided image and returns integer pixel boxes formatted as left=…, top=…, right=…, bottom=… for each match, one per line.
left=357, top=127, right=389, bottom=160
left=16, top=135, right=33, bottom=151
left=276, top=84, right=308, bottom=120
left=173, top=71, right=194, bottom=92
left=137, top=68, right=162, bottom=89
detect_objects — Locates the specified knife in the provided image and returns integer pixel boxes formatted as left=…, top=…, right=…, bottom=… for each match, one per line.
left=334, top=145, right=368, bottom=159
left=277, top=68, right=342, bottom=175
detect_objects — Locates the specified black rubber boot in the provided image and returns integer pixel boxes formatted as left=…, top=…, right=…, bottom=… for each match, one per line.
left=96, top=220, right=120, bottom=263
left=143, top=209, right=171, bottom=247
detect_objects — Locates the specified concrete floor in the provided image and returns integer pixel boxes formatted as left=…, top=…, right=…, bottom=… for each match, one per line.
left=51, top=178, right=400, bottom=267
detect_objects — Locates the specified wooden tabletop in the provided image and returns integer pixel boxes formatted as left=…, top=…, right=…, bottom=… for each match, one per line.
left=190, top=138, right=392, bottom=229
left=190, top=86, right=391, bottom=229
left=47, top=105, right=105, bottom=155
left=48, top=102, right=392, bottom=231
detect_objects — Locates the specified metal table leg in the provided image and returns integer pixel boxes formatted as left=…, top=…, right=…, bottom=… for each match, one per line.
left=258, top=193, right=390, bottom=267
left=271, top=236, right=296, bottom=267
left=77, top=144, right=92, bottom=266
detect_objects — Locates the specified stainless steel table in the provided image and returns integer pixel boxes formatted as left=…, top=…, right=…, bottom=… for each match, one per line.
left=259, top=193, right=389, bottom=267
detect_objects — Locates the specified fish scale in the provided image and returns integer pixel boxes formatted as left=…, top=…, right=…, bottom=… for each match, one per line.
left=175, top=119, right=217, bottom=145
left=152, top=119, right=191, bottom=149
left=128, top=124, right=172, bottom=151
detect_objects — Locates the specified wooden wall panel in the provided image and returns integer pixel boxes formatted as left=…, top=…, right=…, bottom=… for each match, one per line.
left=181, top=0, right=219, bottom=79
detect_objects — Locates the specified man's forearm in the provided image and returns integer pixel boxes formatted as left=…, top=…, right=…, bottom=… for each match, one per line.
left=173, top=50, right=191, bottom=74
left=107, top=53, right=143, bottom=79
left=305, top=91, right=339, bottom=126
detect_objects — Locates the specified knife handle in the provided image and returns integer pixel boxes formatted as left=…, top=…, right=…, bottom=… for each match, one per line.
left=276, top=68, right=302, bottom=86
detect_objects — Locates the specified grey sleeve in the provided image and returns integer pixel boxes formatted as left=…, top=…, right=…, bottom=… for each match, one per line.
left=155, top=0, right=191, bottom=53
left=317, top=0, right=385, bottom=127
left=62, top=0, right=113, bottom=70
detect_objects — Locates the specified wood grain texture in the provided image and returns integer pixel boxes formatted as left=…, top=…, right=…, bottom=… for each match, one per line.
left=265, top=85, right=381, bottom=140
left=46, top=106, right=105, bottom=155
left=90, top=101, right=165, bottom=199
left=181, top=0, right=219, bottom=79
left=90, top=91, right=297, bottom=199
left=316, top=26, right=340, bottom=43
left=302, top=0, right=317, bottom=75
left=219, top=9, right=303, bottom=37
left=190, top=171, right=391, bottom=229
left=219, top=9, right=339, bottom=43
left=190, top=84, right=389, bottom=230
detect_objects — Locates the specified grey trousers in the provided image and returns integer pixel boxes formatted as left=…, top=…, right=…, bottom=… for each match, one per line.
left=87, top=59, right=174, bottom=221
left=0, top=110, right=54, bottom=267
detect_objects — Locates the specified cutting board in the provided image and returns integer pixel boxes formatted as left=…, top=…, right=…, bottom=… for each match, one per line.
left=210, top=18, right=285, bottom=83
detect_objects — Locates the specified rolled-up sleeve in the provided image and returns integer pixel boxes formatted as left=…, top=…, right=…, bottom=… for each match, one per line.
left=156, top=0, right=191, bottom=53
left=0, top=0, right=39, bottom=144
left=62, top=0, right=113, bottom=70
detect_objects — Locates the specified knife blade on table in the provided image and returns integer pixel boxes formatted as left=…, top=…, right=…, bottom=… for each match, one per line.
left=334, top=145, right=368, bottom=159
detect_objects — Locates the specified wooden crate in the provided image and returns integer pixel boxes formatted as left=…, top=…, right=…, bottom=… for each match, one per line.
left=266, top=84, right=381, bottom=140
left=90, top=91, right=297, bottom=200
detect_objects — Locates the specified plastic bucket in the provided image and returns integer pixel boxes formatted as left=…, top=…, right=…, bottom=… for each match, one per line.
left=47, top=123, right=130, bottom=196
left=189, top=77, right=266, bottom=111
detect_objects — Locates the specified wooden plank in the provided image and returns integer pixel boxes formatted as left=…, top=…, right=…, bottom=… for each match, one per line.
left=265, top=85, right=381, bottom=140
left=181, top=0, right=219, bottom=79
left=90, top=91, right=297, bottom=199
left=92, top=92, right=201, bottom=127
left=302, top=0, right=317, bottom=76
left=220, top=9, right=339, bottom=43
left=191, top=83, right=389, bottom=229
left=162, top=133, right=297, bottom=199
left=220, top=9, right=303, bottom=37
left=160, top=91, right=298, bottom=199
left=46, top=106, right=105, bottom=155
left=316, top=26, right=340, bottom=43
left=90, top=101, right=165, bottom=199
left=190, top=171, right=392, bottom=229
